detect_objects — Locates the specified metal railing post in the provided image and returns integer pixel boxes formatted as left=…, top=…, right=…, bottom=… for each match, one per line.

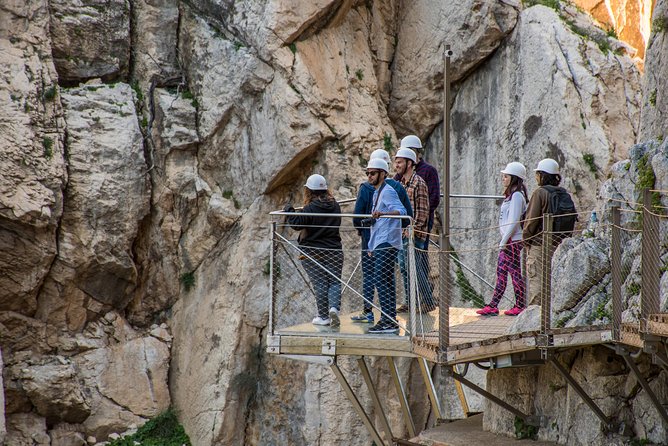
left=269, top=221, right=277, bottom=335
left=439, top=44, right=452, bottom=358
left=611, top=206, right=622, bottom=342
left=541, top=214, right=553, bottom=336
left=641, top=188, right=660, bottom=331
left=408, top=224, right=418, bottom=338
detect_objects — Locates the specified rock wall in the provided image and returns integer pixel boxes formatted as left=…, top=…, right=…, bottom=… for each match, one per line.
left=0, top=0, right=665, bottom=445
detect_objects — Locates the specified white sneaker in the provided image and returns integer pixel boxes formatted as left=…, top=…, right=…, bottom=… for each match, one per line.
left=329, top=307, right=340, bottom=327
left=312, top=316, right=331, bottom=326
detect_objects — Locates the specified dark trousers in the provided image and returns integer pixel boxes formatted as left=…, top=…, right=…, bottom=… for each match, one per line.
left=372, top=243, right=398, bottom=324
left=302, top=250, right=343, bottom=318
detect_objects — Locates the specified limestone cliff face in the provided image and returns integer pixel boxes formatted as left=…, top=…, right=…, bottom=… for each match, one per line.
left=0, top=0, right=665, bottom=445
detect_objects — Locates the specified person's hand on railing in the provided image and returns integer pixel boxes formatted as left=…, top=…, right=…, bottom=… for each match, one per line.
left=283, top=203, right=294, bottom=213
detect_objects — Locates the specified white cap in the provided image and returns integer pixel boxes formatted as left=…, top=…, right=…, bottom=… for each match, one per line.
left=395, top=148, right=417, bottom=164
left=400, top=135, right=422, bottom=150
left=366, top=158, right=389, bottom=173
left=370, top=148, right=391, bottom=165
left=304, top=174, right=328, bottom=190
left=535, top=158, right=560, bottom=175
left=500, top=162, right=527, bottom=180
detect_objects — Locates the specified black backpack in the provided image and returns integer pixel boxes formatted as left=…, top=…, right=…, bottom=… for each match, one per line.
left=542, top=185, right=578, bottom=238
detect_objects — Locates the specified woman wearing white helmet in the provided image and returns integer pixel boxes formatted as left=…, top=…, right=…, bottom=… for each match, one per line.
left=477, top=162, right=528, bottom=316
left=284, top=174, right=343, bottom=326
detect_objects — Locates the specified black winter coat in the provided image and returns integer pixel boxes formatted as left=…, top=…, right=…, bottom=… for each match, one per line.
left=286, top=196, right=342, bottom=249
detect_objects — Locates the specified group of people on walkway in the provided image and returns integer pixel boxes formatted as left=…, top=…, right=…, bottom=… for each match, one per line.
left=285, top=135, right=440, bottom=334
left=284, top=134, right=573, bottom=334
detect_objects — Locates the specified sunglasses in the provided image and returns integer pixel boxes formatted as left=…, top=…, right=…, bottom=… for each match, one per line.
left=366, top=170, right=382, bottom=177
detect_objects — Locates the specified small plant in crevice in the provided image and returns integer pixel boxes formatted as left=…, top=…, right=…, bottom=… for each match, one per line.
left=106, top=408, right=191, bottom=446
left=383, top=132, right=393, bottom=152
left=626, top=282, right=641, bottom=296
left=355, top=68, right=364, bottom=81
left=131, top=81, right=144, bottom=104
left=223, top=190, right=240, bottom=209
left=582, top=153, right=596, bottom=174
left=522, top=0, right=560, bottom=10
left=554, top=313, right=574, bottom=328
left=180, top=272, right=195, bottom=292
left=42, top=136, right=54, bottom=159
left=233, top=41, right=244, bottom=51
left=606, top=27, right=618, bottom=39
left=263, top=258, right=281, bottom=277
left=635, top=152, right=661, bottom=212
left=43, top=85, right=57, bottom=101
left=451, top=246, right=484, bottom=306
left=181, top=90, right=198, bottom=108
left=514, top=416, right=539, bottom=440
left=649, top=89, right=657, bottom=107
left=653, top=16, right=668, bottom=33
left=591, top=299, right=611, bottom=321
left=288, top=43, right=297, bottom=54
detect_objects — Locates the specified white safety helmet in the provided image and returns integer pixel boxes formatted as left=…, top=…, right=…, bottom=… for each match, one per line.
left=370, top=148, right=391, bottom=165
left=395, top=148, right=417, bottom=164
left=304, top=174, right=328, bottom=191
left=535, top=158, right=560, bottom=175
left=400, top=135, right=422, bottom=150
left=501, top=162, right=527, bottom=180
left=366, top=158, right=389, bottom=173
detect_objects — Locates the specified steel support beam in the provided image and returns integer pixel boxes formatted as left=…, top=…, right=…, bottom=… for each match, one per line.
left=621, top=354, right=668, bottom=426
left=330, top=362, right=387, bottom=446
left=357, top=356, right=393, bottom=442
left=418, top=358, right=443, bottom=420
left=448, top=369, right=539, bottom=426
left=548, top=357, right=614, bottom=431
left=387, top=356, right=416, bottom=437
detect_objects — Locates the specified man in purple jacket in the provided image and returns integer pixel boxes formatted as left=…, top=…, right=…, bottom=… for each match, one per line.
left=395, top=135, right=440, bottom=239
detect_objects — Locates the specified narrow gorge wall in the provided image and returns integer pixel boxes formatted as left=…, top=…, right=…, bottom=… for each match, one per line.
left=0, top=0, right=666, bottom=445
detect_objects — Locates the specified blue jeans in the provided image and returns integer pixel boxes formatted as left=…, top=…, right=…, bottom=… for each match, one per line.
left=372, top=243, right=398, bottom=324
left=301, top=249, right=343, bottom=319
left=361, top=250, right=375, bottom=313
left=398, top=237, right=435, bottom=309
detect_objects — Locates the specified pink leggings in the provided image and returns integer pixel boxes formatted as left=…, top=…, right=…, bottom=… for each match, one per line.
left=490, top=240, right=525, bottom=309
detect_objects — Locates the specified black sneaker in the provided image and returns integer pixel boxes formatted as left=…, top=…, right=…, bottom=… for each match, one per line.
left=368, top=322, right=399, bottom=334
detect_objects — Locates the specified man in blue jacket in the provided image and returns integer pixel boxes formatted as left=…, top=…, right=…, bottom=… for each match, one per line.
left=352, top=149, right=412, bottom=326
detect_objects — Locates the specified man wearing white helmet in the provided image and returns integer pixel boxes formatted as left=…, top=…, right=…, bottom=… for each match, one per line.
left=395, top=135, right=440, bottom=241
left=523, top=158, right=574, bottom=306
left=351, top=148, right=412, bottom=324
left=363, top=158, right=406, bottom=334
left=394, top=147, right=435, bottom=313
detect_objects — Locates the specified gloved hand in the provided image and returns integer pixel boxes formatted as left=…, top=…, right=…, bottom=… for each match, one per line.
left=283, top=203, right=294, bottom=212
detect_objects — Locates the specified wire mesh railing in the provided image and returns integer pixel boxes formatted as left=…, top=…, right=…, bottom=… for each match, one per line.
left=267, top=188, right=668, bottom=359
left=269, top=212, right=441, bottom=339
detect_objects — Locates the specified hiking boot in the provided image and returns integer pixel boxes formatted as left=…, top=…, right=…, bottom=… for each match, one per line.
left=476, top=305, right=499, bottom=316
left=396, top=304, right=409, bottom=313
left=329, top=307, right=340, bottom=327
left=368, top=321, right=399, bottom=334
left=504, top=306, right=524, bottom=316
left=312, top=316, right=331, bottom=326
left=351, top=312, right=374, bottom=323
